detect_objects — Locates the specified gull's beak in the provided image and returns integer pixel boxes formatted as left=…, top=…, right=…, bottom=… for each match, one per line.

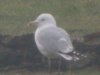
left=27, top=20, right=38, bottom=26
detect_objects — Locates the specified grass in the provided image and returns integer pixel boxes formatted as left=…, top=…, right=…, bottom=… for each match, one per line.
left=0, top=68, right=100, bottom=75
left=0, top=0, right=100, bottom=35
left=0, top=0, right=100, bottom=75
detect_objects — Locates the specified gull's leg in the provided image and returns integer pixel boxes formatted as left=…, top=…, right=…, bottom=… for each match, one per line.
left=68, top=64, right=72, bottom=75
left=41, top=56, right=46, bottom=64
left=58, top=58, right=62, bottom=75
left=48, top=58, right=51, bottom=73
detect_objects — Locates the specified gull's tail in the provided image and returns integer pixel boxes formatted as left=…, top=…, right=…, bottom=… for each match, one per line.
left=58, top=53, right=73, bottom=60
left=58, top=50, right=87, bottom=61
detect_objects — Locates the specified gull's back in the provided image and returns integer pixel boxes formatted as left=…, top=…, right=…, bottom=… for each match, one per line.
left=35, top=26, right=74, bottom=58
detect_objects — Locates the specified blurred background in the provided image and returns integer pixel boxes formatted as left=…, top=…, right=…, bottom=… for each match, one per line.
left=0, top=0, right=100, bottom=75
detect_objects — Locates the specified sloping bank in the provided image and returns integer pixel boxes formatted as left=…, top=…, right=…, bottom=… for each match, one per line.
left=0, top=33, right=99, bottom=71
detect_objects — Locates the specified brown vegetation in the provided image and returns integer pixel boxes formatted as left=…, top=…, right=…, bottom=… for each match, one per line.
left=0, top=33, right=99, bottom=71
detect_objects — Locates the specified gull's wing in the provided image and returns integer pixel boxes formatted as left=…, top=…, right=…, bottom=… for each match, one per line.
left=35, top=26, right=74, bottom=60
left=57, top=27, right=74, bottom=53
left=56, top=27, right=74, bottom=60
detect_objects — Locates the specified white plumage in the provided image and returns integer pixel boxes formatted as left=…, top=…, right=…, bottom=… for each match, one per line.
left=32, top=13, right=75, bottom=60
left=27, top=13, right=84, bottom=73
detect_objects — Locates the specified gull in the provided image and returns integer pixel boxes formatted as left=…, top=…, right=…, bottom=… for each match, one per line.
left=28, top=13, right=79, bottom=72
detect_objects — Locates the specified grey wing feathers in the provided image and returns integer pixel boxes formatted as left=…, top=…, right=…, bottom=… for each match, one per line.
left=36, top=27, right=73, bottom=53
left=57, top=28, right=74, bottom=53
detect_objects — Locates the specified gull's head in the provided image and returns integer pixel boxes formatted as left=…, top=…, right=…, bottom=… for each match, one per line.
left=28, top=13, right=56, bottom=27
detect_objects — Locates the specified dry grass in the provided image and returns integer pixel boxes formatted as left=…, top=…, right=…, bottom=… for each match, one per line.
left=0, top=68, right=100, bottom=75
left=0, top=0, right=100, bottom=35
left=0, top=0, right=100, bottom=75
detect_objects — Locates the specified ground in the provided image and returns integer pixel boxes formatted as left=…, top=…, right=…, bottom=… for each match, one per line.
left=0, top=0, right=100, bottom=35
left=0, top=0, right=100, bottom=75
left=0, top=68, right=100, bottom=75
